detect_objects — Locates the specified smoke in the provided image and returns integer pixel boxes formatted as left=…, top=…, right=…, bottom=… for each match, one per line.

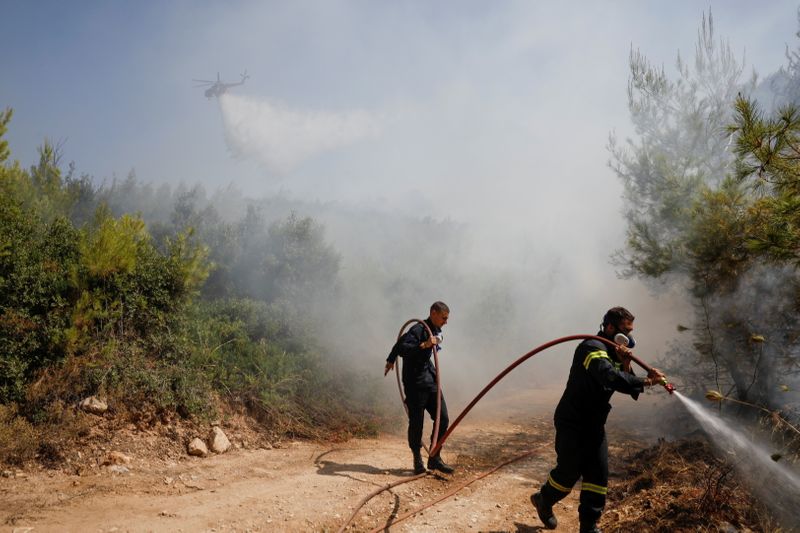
left=701, top=265, right=800, bottom=411
left=219, top=93, right=381, bottom=172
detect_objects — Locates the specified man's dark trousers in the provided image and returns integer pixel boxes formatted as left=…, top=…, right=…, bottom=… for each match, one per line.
left=406, top=385, right=449, bottom=452
left=540, top=419, right=608, bottom=526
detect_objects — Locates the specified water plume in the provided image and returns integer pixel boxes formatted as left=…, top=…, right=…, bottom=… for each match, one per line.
left=218, top=93, right=381, bottom=172
left=674, top=390, right=800, bottom=524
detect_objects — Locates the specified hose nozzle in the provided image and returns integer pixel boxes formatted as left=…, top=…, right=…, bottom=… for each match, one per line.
left=662, top=380, right=675, bottom=394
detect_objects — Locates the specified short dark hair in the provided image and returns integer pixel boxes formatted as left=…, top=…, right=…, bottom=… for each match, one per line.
left=430, top=301, right=450, bottom=314
left=602, top=306, right=634, bottom=328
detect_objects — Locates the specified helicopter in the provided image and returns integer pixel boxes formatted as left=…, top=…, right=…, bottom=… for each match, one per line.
left=193, top=70, right=249, bottom=98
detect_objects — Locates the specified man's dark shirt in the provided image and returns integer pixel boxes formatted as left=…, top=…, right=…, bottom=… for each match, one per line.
left=554, top=332, right=646, bottom=430
left=386, top=319, right=440, bottom=389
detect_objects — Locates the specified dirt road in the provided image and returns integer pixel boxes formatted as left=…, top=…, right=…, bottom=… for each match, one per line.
left=1, top=389, right=658, bottom=532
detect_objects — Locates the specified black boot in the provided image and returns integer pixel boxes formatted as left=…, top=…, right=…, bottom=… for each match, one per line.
left=580, top=523, right=601, bottom=533
left=412, top=451, right=426, bottom=475
left=531, top=492, right=557, bottom=529
left=427, top=454, right=455, bottom=474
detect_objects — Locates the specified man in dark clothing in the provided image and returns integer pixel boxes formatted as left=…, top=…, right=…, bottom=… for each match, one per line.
left=385, top=301, right=454, bottom=475
left=531, top=307, right=666, bottom=533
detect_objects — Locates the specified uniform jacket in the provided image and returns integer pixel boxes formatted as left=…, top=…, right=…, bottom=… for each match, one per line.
left=554, top=333, right=646, bottom=429
left=386, top=319, right=441, bottom=389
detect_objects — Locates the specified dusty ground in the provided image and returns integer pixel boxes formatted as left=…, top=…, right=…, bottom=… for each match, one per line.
left=0, top=387, right=707, bottom=532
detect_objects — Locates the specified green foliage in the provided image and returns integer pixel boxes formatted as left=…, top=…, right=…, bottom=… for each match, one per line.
left=609, top=13, right=752, bottom=280
left=172, top=299, right=377, bottom=439
left=0, top=108, right=12, bottom=164
left=0, top=111, right=383, bottom=466
left=609, top=13, right=800, bottom=409
left=90, top=341, right=215, bottom=419
left=0, top=186, right=80, bottom=402
left=67, top=210, right=209, bottom=350
left=685, top=178, right=751, bottom=295
left=262, top=212, right=341, bottom=305
left=82, top=212, right=148, bottom=278
left=0, top=138, right=210, bottom=403
left=729, top=96, right=800, bottom=264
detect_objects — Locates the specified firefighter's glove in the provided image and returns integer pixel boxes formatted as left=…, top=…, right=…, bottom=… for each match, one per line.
left=614, top=344, right=634, bottom=372
left=420, top=336, right=440, bottom=350
left=645, top=367, right=666, bottom=387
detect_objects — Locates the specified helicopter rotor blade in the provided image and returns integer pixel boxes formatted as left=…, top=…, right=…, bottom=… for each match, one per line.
left=192, top=79, right=214, bottom=83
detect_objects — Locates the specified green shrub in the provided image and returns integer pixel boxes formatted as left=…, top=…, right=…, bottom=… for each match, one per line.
left=0, top=112, right=388, bottom=451
left=0, top=191, right=80, bottom=402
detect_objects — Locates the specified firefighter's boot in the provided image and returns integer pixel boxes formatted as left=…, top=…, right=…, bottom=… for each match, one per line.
left=427, top=454, right=454, bottom=474
left=412, top=450, right=426, bottom=475
left=580, top=522, right=601, bottom=533
left=531, top=492, right=557, bottom=530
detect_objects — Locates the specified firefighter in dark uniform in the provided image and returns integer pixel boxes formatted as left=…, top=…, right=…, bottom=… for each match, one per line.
left=384, top=301, right=455, bottom=475
left=531, top=307, right=666, bottom=533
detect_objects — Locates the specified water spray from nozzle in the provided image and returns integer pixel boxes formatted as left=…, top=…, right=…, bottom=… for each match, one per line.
left=704, top=389, right=800, bottom=438
left=613, top=333, right=675, bottom=394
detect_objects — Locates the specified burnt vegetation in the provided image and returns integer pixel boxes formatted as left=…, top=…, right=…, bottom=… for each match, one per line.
left=605, top=439, right=780, bottom=532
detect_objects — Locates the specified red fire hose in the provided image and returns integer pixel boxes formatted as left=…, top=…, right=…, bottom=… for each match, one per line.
left=367, top=447, right=543, bottom=533
left=338, top=332, right=674, bottom=532
left=430, top=333, right=674, bottom=458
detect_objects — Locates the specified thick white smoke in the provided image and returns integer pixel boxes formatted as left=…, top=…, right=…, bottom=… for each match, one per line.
left=218, top=93, right=381, bottom=172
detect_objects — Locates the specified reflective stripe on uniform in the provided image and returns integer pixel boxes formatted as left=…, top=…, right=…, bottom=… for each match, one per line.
left=581, top=482, right=608, bottom=495
left=547, top=474, right=572, bottom=494
left=583, top=350, right=611, bottom=370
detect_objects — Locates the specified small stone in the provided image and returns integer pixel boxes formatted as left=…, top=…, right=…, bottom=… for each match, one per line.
left=107, top=465, right=130, bottom=475
left=209, top=426, right=231, bottom=454
left=103, top=451, right=131, bottom=465
left=79, top=395, right=108, bottom=415
left=187, top=438, right=208, bottom=457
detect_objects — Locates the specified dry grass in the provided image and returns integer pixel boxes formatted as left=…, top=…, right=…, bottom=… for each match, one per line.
left=603, top=439, right=783, bottom=532
left=0, top=404, right=38, bottom=466
left=0, top=401, right=91, bottom=467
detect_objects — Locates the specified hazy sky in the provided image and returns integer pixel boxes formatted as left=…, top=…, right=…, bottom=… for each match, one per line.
left=2, top=1, right=799, bottom=370
left=2, top=2, right=796, bottom=204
